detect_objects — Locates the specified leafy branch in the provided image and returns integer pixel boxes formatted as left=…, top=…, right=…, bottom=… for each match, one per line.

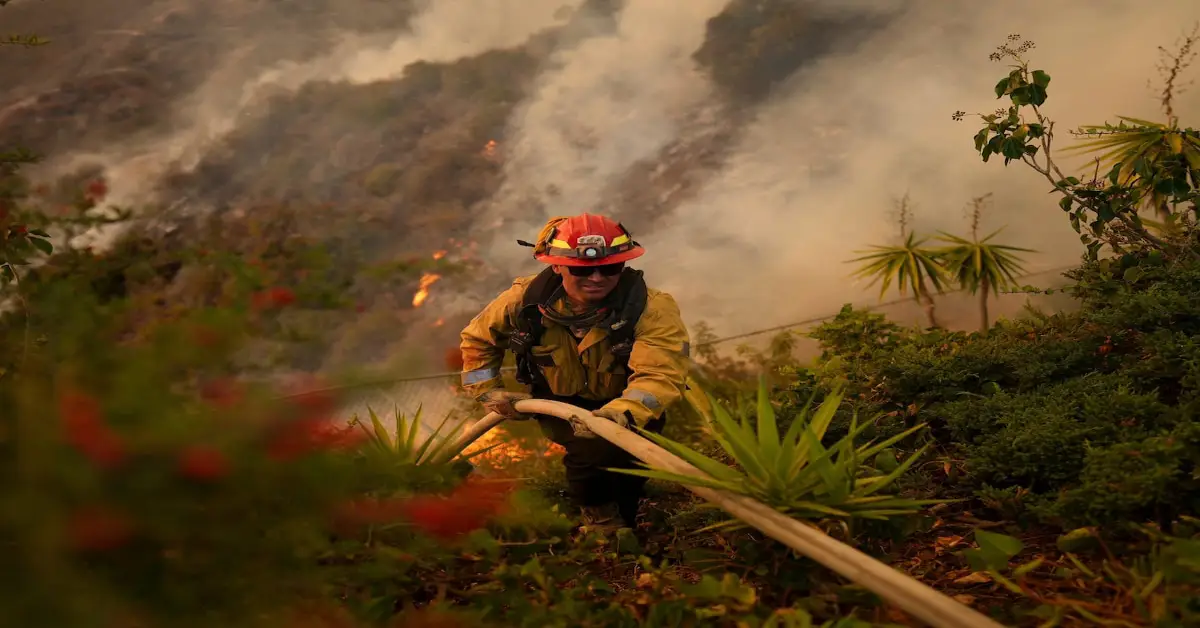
left=954, top=34, right=1188, bottom=261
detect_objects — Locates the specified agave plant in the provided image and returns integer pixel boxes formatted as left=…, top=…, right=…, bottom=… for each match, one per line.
left=616, top=379, right=941, bottom=527
left=348, top=405, right=501, bottom=467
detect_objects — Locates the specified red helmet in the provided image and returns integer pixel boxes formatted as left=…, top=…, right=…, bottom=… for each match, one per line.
left=531, top=213, right=645, bottom=267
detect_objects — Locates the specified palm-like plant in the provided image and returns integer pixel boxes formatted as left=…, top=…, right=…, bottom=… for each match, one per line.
left=936, top=230, right=1032, bottom=332
left=934, top=194, right=1034, bottom=332
left=849, top=231, right=947, bottom=329
left=615, top=379, right=941, bottom=529
left=1063, top=116, right=1200, bottom=219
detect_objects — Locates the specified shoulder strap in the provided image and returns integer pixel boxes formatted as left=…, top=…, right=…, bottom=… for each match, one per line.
left=510, top=268, right=560, bottom=388
left=606, top=269, right=648, bottom=370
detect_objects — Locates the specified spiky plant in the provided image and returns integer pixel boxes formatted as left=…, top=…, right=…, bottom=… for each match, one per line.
left=348, top=405, right=501, bottom=467
left=935, top=230, right=1033, bottom=332
left=849, top=232, right=947, bottom=328
left=615, top=379, right=942, bottom=529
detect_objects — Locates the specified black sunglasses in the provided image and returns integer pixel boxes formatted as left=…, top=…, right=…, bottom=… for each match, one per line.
left=567, top=263, right=624, bottom=277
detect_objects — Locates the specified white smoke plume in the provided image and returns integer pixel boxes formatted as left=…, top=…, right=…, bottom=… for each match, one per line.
left=480, top=0, right=730, bottom=272
left=488, top=0, right=1200, bottom=338
left=45, top=0, right=585, bottom=214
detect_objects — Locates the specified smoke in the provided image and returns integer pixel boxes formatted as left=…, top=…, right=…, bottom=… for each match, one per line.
left=638, top=0, right=1200, bottom=336
left=12, top=0, right=1200, bottom=359
left=480, top=0, right=730, bottom=273
left=46, top=0, right=585, bottom=217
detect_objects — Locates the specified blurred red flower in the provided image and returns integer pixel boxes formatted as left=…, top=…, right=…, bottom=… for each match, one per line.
left=290, top=389, right=337, bottom=421
left=86, top=178, right=108, bottom=201
left=333, top=480, right=516, bottom=542
left=58, top=390, right=126, bottom=469
left=178, top=445, right=231, bottom=481
left=403, top=479, right=514, bottom=541
left=251, top=286, right=296, bottom=311
left=336, top=479, right=515, bottom=542
left=265, top=416, right=365, bottom=462
left=199, top=377, right=243, bottom=408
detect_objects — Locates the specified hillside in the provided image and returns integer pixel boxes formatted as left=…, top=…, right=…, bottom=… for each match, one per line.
left=0, top=0, right=916, bottom=376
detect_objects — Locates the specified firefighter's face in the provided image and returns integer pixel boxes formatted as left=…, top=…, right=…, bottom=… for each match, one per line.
left=554, top=263, right=622, bottom=304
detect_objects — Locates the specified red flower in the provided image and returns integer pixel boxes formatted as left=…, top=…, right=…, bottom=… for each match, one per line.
left=290, top=389, right=337, bottom=421
left=400, top=479, right=514, bottom=541
left=265, top=417, right=364, bottom=462
left=66, top=506, right=133, bottom=551
left=334, top=480, right=514, bottom=542
left=178, top=445, right=231, bottom=481
left=11, top=224, right=26, bottom=235
left=251, top=286, right=296, bottom=311
left=58, top=390, right=126, bottom=469
left=86, top=178, right=108, bottom=201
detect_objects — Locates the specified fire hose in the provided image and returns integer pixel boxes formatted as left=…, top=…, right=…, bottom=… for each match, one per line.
left=432, top=399, right=1006, bottom=628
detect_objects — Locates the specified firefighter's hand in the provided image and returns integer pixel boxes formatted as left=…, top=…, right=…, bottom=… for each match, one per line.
left=477, top=391, right=532, bottom=420
left=571, top=407, right=632, bottom=439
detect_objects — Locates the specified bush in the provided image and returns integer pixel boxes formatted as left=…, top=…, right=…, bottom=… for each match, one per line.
left=797, top=239, right=1200, bottom=528
left=1037, top=421, right=1200, bottom=527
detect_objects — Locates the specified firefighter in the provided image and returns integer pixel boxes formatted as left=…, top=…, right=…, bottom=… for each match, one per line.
left=459, top=213, right=690, bottom=532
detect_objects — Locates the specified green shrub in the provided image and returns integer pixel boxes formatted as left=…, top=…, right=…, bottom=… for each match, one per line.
left=1034, top=421, right=1200, bottom=527
left=936, top=373, right=1172, bottom=491
left=797, top=237, right=1200, bottom=528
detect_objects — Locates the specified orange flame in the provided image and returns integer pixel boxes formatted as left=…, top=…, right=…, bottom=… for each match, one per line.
left=433, top=318, right=445, bottom=327
left=412, top=273, right=441, bottom=308
left=464, top=430, right=564, bottom=466
left=481, top=139, right=498, bottom=158
left=432, top=250, right=447, bottom=260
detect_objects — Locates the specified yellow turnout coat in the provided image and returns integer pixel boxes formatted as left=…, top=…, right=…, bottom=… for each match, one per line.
left=460, top=274, right=691, bottom=426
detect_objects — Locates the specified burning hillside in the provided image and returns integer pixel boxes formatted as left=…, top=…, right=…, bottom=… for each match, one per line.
left=2, top=0, right=1118, bottom=382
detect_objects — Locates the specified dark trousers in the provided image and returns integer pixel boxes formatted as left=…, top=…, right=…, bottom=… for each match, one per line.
left=532, top=392, right=665, bottom=526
